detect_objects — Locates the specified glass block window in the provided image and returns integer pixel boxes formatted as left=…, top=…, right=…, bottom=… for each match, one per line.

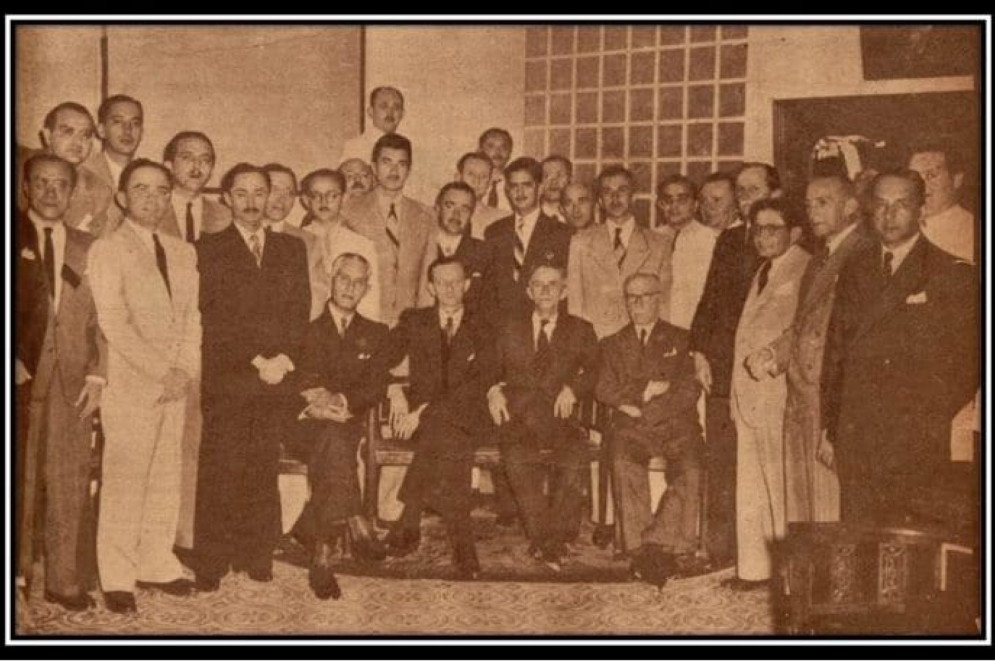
left=523, top=24, right=748, bottom=228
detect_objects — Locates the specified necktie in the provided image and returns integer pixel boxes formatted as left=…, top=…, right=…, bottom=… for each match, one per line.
left=537, top=319, right=551, bottom=354
left=513, top=218, right=526, bottom=282
left=153, top=233, right=172, bottom=298
left=882, top=251, right=894, bottom=280
left=487, top=181, right=499, bottom=208
left=639, top=327, right=648, bottom=347
left=815, top=244, right=830, bottom=268
left=386, top=203, right=401, bottom=269
left=249, top=232, right=263, bottom=267
left=339, top=316, right=349, bottom=338
left=185, top=201, right=196, bottom=243
left=43, top=227, right=56, bottom=300
left=445, top=315, right=455, bottom=344
left=756, top=259, right=772, bottom=295
left=613, top=226, right=626, bottom=269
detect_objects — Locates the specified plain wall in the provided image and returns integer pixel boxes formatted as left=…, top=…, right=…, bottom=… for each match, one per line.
left=363, top=25, right=527, bottom=206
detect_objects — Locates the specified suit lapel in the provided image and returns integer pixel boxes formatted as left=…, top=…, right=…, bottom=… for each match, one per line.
left=621, top=226, right=651, bottom=276
left=523, top=214, right=554, bottom=265
left=852, top=237, right=927, bottom=343
left=590, top=225, right=620, bottom=274
left=120, top=221, right=173, bottom=311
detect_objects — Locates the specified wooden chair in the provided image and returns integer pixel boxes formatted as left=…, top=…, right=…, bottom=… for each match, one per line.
left=776, top=521, right=980, bottom=635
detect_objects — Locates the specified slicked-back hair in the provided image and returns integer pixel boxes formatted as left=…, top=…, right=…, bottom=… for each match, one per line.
left=369, top=86, right=405, bottom=108
left=427, top=255, right=467, bottom=283
left=623, top=272, right=663, bottom=294
left=655, top=173, right=697, bottom=199
left=118, top=158, right=172, bottom=192
left=596, top=165, right=635, bottom=195
left=302, top=168, right=346, bottom=195
left=162, top=131, right=215, bottom=163
left=435, top=181, right=477, bottom=208
left=23, top=153, right=78, bottom=190
left=478, top=127, right=513, bottom=151
left=372, top=133, right=413, bottom=164
left=869, top=168, right=927, bottom=208
left=43, top=102, right=94, bottom=131
left=808, top=173, right=856, bottom=200
left=504, top=156, right=542, bottom=183
left=457, top=151, right=493, bottom=175
left=541, top=154, right=573, bottom=178
left=908, top=142, right=965, bottom=176
left=748, top=197, right=802, bottom=229
left=738, top=162, right=781, bottom=192
left=330, top=252, right=371, bottom=279
left=97, top=94, right=143, bottom=124
left=220, top=162, right=270, bottom=193
left=262, top=162, right=298, bottom=192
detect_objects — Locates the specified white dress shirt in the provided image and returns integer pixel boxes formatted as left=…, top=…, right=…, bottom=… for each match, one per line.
left=438, top=306, right=465, bottom=337
left=605, top=215, right=637, bottom=251
left=29, top=210, right=66, bottom=311
left=825, top=220, right=860, bottom=256
left=170, top=192, right=204, bottom=242
left=882, top=232, right=921, bottom=275
left=670, top=219, right=720, bottom=330
left=103, top=152, right=125, bottom=190
left=634, top=320, right=658, bottom=345
left=921, top=203, right=975, bottom=263
left=437, top=232, right=462, bottom=258
left=234, top=222, right=267, bottom=260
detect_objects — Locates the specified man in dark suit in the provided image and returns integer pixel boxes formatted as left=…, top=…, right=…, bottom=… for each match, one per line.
left=292, top=253, right=391, bottom=599
left=484, top=157, right=573, bottom=320
left=16, top=154, right=106, bottom=611
left=417, top=182, right=496, bottom=324
left=486, top=263, right=599, bottom=570
left=689, top=162, right=779, bottom=567
left=596, top=273, right=703, bottom=587
left=824, top=169, right=978, bottom=527
left=383, top=257, right=494, bottom=578
left=193, top=163, right=311, bottom=590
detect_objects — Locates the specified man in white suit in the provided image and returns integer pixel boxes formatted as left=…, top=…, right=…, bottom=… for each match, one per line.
left=728, top=198, right=810, bottom=590
left=88, top=159, right=201, bottom=613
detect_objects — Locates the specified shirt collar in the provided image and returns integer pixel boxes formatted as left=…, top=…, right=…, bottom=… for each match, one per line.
left=438, top=306, right=465, bottom=329
left=376, top=187, right=404, bottom=216
left=634, top=319, right=658, bottom=339
left=28, top=209, right=62, bottom=230
left=825, top=221, right=859, bottom=256
left=234, top=220, right=266, bottom=246
left=438, top=232, right=462, bottom=256
left=882, top=232, right=920, bottom=269
left=327, top=301, right=355, bottom=331
left=606, top=215, right=636, bottom=244
left=532, top=310, right=559, bottom=329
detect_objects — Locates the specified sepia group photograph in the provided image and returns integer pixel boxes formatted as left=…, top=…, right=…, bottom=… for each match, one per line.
left=5, top=14, right=990, bottom=650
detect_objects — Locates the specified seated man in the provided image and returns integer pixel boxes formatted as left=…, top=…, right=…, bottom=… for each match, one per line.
left=293, top=253, right=391, bottom=599
left=383, top=257, right=494, bottom=579
left=596, top=273, right=704, bottom=588
left=486, top=263, right=599, bottom=570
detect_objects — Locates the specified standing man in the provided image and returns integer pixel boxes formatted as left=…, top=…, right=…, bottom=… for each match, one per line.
left=485, top=157, right=572, bottom=320
left=824, top=170, right=978, bottom=526
left=344, top=133, right=435, bottom=328
left=417, top=182, right=495, bottom=322
left=567, top=165, right=673, bottom=339
left=908, top=143, right=975, bottom=263
left=664, top=174, right=721, bottom=332
left=16, top=154, right=105, bottom=611
left=88, top=159, right=201, bottom=613
left=745, top=175, right=873, bottom=523
left=560, top=182, right=597, bottom=233
left=162, top=131, right=231, bottom=241
left=86, top=94, right=143, bottom=191
left=193, top=163, right=311, bottom=591
left=487, top=264, right=599, bottom=570
left=697, top=172, right=739, bottom=232
left=478, top=127, right=514, bottom=212
left=689, top=163, right=779, bottom=568
left=729, top=199, right=810, bottom=590
left=540, top=155, right=572, bottom=223
left=456, top=151, right=505, bottom=239
left=340, top=86, right=405, bottom=166
left=383, top=257, right=495, bottom=578
left=293, top=253, right=391, bottom=599
left=339, top=158, right=376, bottom=204
left=597, top=273, right=703, bottom=586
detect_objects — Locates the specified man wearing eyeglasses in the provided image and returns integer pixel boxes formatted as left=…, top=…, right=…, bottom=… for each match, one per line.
left=596, top=273, right=704, bottom=588
left=728, top=198, right=810, bottom=591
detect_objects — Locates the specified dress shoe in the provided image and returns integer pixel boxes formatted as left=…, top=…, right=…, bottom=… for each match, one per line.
left=347, top=515, right=387, bottom=562
left=104, top=591, right=137, bottom=614
left=194, top=575, right=221, bottom=593
left=451, top=539, right=481, bottom=580
left=309, top=542, right=342, bottom=600
left=233, top=561, right=273, bottom=582
left=592, top=524, right=615, bottom=549
left=44, top=590, right=95, bottom=611
left=720, top=577, right=769, bottom=592
left=630, top=545, right=676, bottom=590
left=135, top=578, right=195, bottom=597
left=673, top=553, right=713, bottom=579
left=384, top=527, right=421, bottom=558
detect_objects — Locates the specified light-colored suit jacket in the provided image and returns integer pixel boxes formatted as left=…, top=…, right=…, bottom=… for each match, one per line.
left=470, top=204, right=508, bottom=240
left=157, top=195, right=232, bottom=240
left=567, top=222, right=674, bottom=339
left=88, top=221, right=201, bottom=405
left=731, top=243, right=810, bottom=431
left=343, top=189, right=434, bottom=327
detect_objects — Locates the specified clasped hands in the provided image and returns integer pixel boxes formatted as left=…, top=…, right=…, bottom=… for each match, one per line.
left=617, top=379, right=670, bottom=419
left=299, top=387, right=351, bottom=423
left=253, top=354, right=295, bottom=385
left=486, top=384, right=577, bottom=426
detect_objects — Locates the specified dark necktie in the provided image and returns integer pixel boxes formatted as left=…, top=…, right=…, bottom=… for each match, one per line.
left=613, top=226, right=626, bottom=269
left=43, top=227, right=56, bottom=300
left=815, top=244, right=830, bottom=268
left=756, top=259, right=772, bottom=295
left=639, top=327, right=648, bottom=347
left=537, top=319, right=551, bottom=353
left=445, top=315, right=455, bottom=345
left=882, top=251, right=894, bottom=280
left=153, top=232, right=172, bottom=298
left=185, top=201, right=195, bottom=243
left=339, top=316, right=349, bottom=338
left=487, top=181, right=499, bottom=208
left=513, top=218, right=526, bottom=282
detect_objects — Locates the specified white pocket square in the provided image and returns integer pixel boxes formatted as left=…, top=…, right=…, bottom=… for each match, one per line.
left=663, top=347, right=678, bottom=358
left=358, top=352, right=372, bottom=360
left=467, top=353, right=476, bottom=362
left=905, top=291, right=928, bottom=305
left=21, top=248, right=36, bottom=261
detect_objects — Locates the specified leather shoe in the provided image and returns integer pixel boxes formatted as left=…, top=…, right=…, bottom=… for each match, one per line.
left=384, top=527, right=421, bottom=558
left=194, top=575, right=221, bottom=593
left=44, top=590, right=95, bottom=611
left=104, top=591, right=137, bottom=614
left=673, top=553, right=713, bottom=579
left=452, top=539, right=481, bottom=580
left=347, top=515, right=387, bottom=562
left=592, top=524, right=614, bottom=549
left=135, top=578, right=195, bottom=597
left=309, top=542, right=342, bottom=600
left=720, top=577, right=769, bottom=592
left=630, top=545, right=675, bottom=590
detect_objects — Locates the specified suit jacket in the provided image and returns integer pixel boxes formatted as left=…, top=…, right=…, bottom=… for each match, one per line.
left=343, top=189, right=435, bottom=326
left=416, top=232, right=497, bottom=325
left=823, top=237, right=978, bottom=480
left=470, top=205, right=507, bottom=241
left=269, top=222, right=329, bottom=321
left=83, top=150, right=116, bottom=191
left=567, top=222, right=674, bottom=339
left=485, top=212, right=573, bottom=319
left=196, top=224, right=311, bottom=400
left=491, top=313, right=599, bottom=422
left=296, top=308, right=391, bottom=420
left=17, top=146, right=115, bottom=237
left=389, top=306, right=494, bottom=431
left=87, top=220, right=201, bottom=404
left=596, top=320, right=700, bottom=436
left=731, top=244, right=810, bottom=430
left=689, top=222, right=762, bottom=398
left=157, top=195, right=232, bottom=240
left=16, top=214, right=106, bottom=402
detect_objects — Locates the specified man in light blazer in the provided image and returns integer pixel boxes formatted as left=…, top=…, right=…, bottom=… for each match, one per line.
left=729, top=198, right=810, bottom=590
left=744, top=175, right=873, bottom=524
left=343, top=133, right=435, bottom=328
left=16, top=154, right=106, bottom=611
left=85, top=94, right=143, bottom=192
left=567, top=165, right=673, bottom=339
left=88, top=159, right=202, bottom=614
left=160, top=131, right=231, bottom=241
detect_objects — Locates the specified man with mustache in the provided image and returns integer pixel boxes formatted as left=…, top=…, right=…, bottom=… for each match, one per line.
left=478, top=127, right=514, bottom=213
left=16, top=102, right=114, bottom=236
left=161, top=131, right=231, bottom=241
left=192, top=163, right=311, bottom=592
left=339, top=86, right=405, bottom=167
left=540, top=155, right=572, bottom=224
left=457, top=151, right=505, bottom=240
left=339, top=158, right=376, bottom=203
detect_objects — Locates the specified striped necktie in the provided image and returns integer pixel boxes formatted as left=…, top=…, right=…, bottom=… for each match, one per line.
left=613, top=226, right=626, bottom=269
left=386, top=203, right=401, bottom=269
left=513, top=218, right=526, bottom=282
